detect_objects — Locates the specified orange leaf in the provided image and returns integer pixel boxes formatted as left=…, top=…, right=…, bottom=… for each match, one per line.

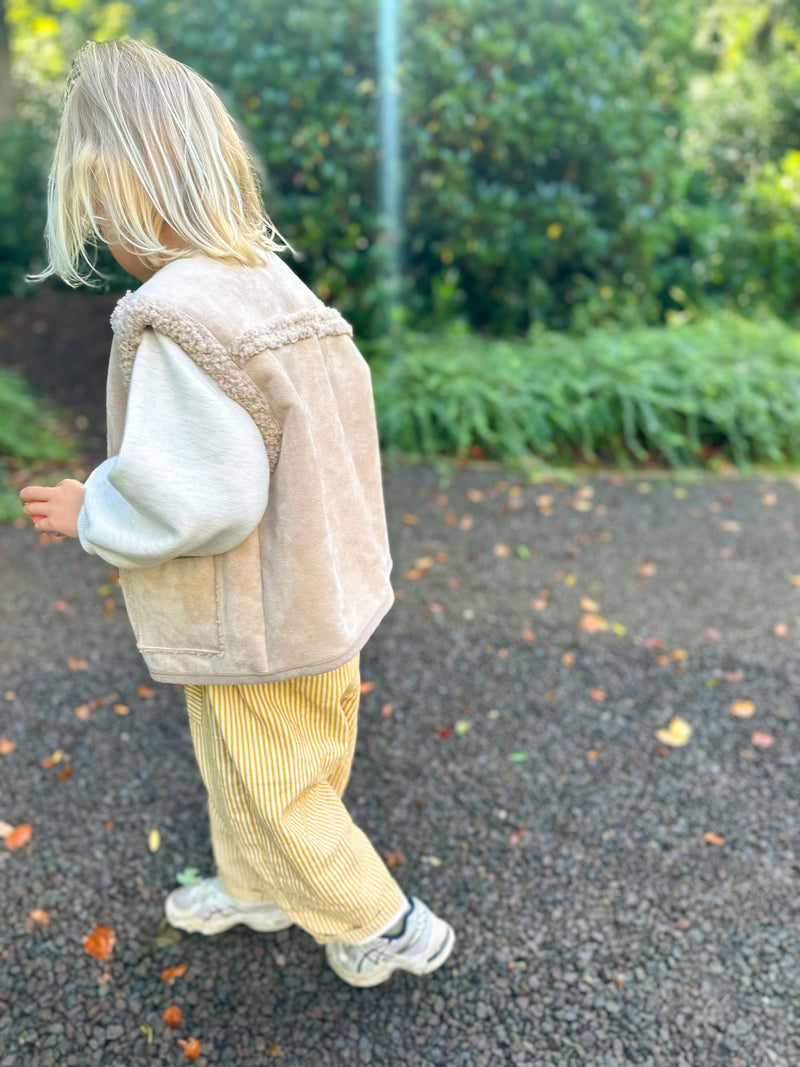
left=579, top=613, right=608, bottom=634
left=136, top=685, right=156, bottom=699
left=178, top=1037, right=202, bottom=1061
left=267, top=1045, right=282, bottom=1057
left=113, top=704, right=130, bottom=716
left=730, top=699, right=756, bottom=719
left=434, top=727, right=452, bottom=739
left=5, top=823, right=33, bottom=850
left=531, top=597, right=549, bottom=612
left=579, top=596, right=600, bottom=613
left=0, top=738, right=16, bottom=755
left=493, top=543, right=511, bottom=557
left=53, top=600, right=69, bottom=613
left=163, top=1005, right=184, bottom=1029
left=381, top=703, right=394, bottom=718
left=467, top=489, right=485, bottom=502
left=458, top=515, right=474, bottom=531
left=67, top=657, right=88, bottom=671
left=402, top=513, right=418, bottom=525
left=670, top=649, right=688, bottom=661
left=162, top=964, right=188, bottom=984
left=637, top=563, right=657, bottom=579
left=385, top=851, right=405, bottom=868
left=359, top=680, right=375, bottom=695
left=585, top=750, right=599, bottom=760
left=773, top=622, right=788, bottom=637
left=74, top=704, right=92, bottom=721
left=82, top=924, right=116, bottom=960
left=57, top=763, right=73, bottom=783
left=589, top=688, right=607, bottom=701
left=521, top=629, right=536, bottom=642
left=704, top=831, right=725, bottom=847
left=25, top=908, right=50, bottom=933
left=561, top=651, right=575, bottom=667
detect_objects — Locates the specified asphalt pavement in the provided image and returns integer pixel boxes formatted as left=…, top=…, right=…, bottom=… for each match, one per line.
left=1, top=463, right=799, bottom=1067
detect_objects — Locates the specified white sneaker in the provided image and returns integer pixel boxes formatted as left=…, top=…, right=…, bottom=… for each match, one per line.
left=325, top=898, right=455, bottom=987
left=165, top=876, right=293, bottom=935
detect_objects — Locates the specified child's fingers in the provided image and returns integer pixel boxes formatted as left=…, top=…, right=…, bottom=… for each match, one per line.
left=19, top=486, right=53, bottom=504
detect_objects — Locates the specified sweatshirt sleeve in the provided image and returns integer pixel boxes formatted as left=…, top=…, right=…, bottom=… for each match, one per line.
left=77, top=328, right=270, bottom=570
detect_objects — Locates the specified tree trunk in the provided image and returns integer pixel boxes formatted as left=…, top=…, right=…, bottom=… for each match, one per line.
left=0, top=0, right=14, bottom=123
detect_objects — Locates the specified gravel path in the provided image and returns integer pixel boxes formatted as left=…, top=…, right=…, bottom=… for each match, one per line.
left=1, top=464, right=799, bottom=1066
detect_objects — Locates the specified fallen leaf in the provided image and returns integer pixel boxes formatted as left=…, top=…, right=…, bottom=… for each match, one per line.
left=434, top=727, right=452, bottom=739
left=140, top=1022, right=154, bottom=1045
left=0, top=738, right=16, bottom=755
left=40, top=748, right=64, bottom=768
left=531, top=597, right=549, bottom=612
left=0, top=819, right=14, bottom=836
left=703, top=628, right=722, bottom=641
left=414, top=556, right=434, bottom=571
left=5, top=823, right=34, bottom=849
left=643, top=637, right=664, bottom=649
left=730, top=699, right=756, bottom=719
left=3, top=690, right=16, bottom=700
left=67, top=657, right=88, bottom=671
left=654, top=716, right=693, bottom=747
left=381, top=702, right=394, bottom=718
left=751, top=730, right=775, bottom=748
left=467, top=489, right=485, bottom=502
left=178, top=1037, right=202, bottom=1061
left=25, top=908, right=50, bottom=933
left=508, top=826, right=525, bottom=845
left=74, top=704, right=92, bottom=721
left=385, top=851, right=405, bottom=868
left=579, top=614, right=608, bottom=634
left=670, top=649, right=688, bottom=661
left=176, top=867, right=204, bottom=886
left=790, top=575, right=800, bottom=587
left=148, top=828, right=161, bottom=853
left=162, top=964, right=188, bottom=984
left=760, top=491, right=777, bottom=506
left=57, top=763, right=73, bottom=783
left=773, top=623, right=788, bottom=637
left=493, top=543, right=511, bottom=557
left=405, top=568, right=422, bottom=581
left=579, top=596, right=600, bottom=613
left=359, top=680, right=376, bottom=695
left=435, top=552, right=449, bottom=564
left=508, top=751, right=529, bottom=762
left=454, top=719, right=472, bottom=735
left=704, top=831, right=725, bottom=846
left=724, top=670, right=744, bottom=683
left=113, top=703, right=130, bottom=716
left=517, top=545, right=531, bottom=559
left=637, top=563, right=657, bottom=579
left=163, top=1006, right=183, bottom=1029
left=458, top=515, right=474, bottom=531
left=82, top=925, right=116, bottom=960
left=267, top=1044, right=282, bottom=1057
left=426, top=602, right=447, bottom=614
left=589, top=688, right=607, bottom=701
left=402, top=513, right=418, bottom=525
left=521, top=629, right=536, bottom=642
left=136, top=685, right=156, bottom=699
left=585, top=750, right=599, bottom=760
left=104, top=599, right=116, bottom=613
left=53, top=600, right=69, bottom=613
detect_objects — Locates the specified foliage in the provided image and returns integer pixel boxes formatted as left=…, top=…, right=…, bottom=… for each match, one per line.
left=372, top=314, right=800, bottom=468
left=3, top=0, right=800, bottom=339
left=0, top=365, right=77, bottom=520
left=0, top=119, right=48, bottom=293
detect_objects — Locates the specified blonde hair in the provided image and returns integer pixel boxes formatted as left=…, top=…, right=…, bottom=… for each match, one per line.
left=35, top=39, right=287, bottom=286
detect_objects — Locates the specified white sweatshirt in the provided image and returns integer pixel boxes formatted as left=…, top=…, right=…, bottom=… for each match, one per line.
left=77, top=328, right=270, bottom=570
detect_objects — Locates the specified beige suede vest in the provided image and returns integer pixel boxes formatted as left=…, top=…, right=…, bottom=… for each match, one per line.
left=106, top=253, right=394, bottom=684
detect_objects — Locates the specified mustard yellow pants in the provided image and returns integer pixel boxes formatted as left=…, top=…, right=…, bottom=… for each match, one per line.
left=183, top=655, right=407, bottom=943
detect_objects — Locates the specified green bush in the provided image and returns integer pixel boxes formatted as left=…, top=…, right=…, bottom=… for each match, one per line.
left=0, top=366, right=78, bottom=521
left=0, top=120, right=49, bottom=294
left=372, top=314, right=800, bottom=468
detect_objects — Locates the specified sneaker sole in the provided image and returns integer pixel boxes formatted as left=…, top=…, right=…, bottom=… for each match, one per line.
left=325, top=922, right=455, bottom=987
left=165, top=907, right=293, bottom=936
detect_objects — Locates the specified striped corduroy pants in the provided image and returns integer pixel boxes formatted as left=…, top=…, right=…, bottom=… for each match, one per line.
left=183, top=654, right=407, bottom=943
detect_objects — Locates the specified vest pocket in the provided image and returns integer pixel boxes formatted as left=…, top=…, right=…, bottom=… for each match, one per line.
left=120, top=555, right=224, bottom=656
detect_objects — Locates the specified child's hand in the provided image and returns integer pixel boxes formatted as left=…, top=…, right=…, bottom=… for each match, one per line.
left=19, top=480, right=85, bottom=539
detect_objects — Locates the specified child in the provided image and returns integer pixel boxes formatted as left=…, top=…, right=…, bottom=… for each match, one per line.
left=20, top=39, right=454, bottom=987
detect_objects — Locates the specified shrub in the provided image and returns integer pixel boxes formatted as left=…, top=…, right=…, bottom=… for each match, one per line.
left=372, top=313, right=800, bottom=468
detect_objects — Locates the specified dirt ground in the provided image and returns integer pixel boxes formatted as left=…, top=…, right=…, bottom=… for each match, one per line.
left=0, top=285, right=124, bottom=460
